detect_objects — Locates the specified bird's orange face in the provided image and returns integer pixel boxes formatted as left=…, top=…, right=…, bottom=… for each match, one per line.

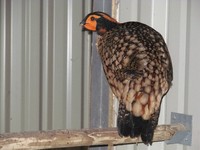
left=80, top=15, right=101, bottom=31
left=80, top=12, right=118, bottom=35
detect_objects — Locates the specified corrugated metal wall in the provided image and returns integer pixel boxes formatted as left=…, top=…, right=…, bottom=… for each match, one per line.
left=115, top=0, right=200, bottom=150
left=1, top=0, right=200, bottom=150
left=0, top=0, right=92, bottom=133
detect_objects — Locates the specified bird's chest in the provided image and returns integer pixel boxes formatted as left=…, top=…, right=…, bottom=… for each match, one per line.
left=96, top=36, right=132, bottom=100
left=97, top=35, right=131, bottom=72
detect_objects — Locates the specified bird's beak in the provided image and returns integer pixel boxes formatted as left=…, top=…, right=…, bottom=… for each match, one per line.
left=80, top=20, right=87, bottom=31
left=80, top=20, right=85, bottom=26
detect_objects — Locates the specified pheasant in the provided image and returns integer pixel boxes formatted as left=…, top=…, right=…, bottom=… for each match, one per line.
left=80, top=11, right=173, bottom=145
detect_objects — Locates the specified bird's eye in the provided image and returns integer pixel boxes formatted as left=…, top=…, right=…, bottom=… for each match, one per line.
left=91, top=16, right=95, bottom=21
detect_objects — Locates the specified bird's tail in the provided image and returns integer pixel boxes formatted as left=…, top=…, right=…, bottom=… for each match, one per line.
left=117, top=102, right=160, bottom=145
left=117, top=102, right=135, bottom=137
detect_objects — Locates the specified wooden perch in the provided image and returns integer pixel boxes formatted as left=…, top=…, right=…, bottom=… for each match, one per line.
left=0, top=124, right=185, bottom=150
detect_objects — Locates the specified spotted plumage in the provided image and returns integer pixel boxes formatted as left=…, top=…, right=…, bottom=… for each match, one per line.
left=81, top=12, right=173, bottom=145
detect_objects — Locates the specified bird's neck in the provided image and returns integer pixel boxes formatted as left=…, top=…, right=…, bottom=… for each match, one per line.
left=104, top=20, right=118, bottom=30
left=96, top=19, right=119, bottom=35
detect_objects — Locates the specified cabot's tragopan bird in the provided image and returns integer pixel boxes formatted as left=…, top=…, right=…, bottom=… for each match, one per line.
left=80, top=12, right=173, bottom=145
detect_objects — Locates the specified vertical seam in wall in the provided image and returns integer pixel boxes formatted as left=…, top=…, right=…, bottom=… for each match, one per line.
left=81, top=0, right=85, bottom=129
left=39, top=0, right=43, bottom=130
left=80, top=2, right=84, bottom=129
left=52, top=0, right=56, bottom=129
left=164, top=0, right=169, bottom=41
left=151, top=0, right=155, bottom=27
left=184, top=0, right=191, bottom=116
left=47, top=0, right=54, bottom=130
left=66, top=0, right=72, bottom=128
left=5, top=0, right=12, bottom=132
left=28, top=0, right=31, bottom=130
left=21, top=0, right=26, bottom=131
left=137, top=0, right=141, bottom=21
left=164, top=2, right=169, bottom=146
left=42, top=0, right=48, bottom=130
left=0, top=0, right=4, bottom=132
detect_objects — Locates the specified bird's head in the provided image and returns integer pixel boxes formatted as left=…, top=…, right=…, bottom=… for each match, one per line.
left=80, top=11, right=119, bottom=35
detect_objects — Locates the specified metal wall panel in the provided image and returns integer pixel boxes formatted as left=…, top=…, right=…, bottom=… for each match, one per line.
left=0, top=0, right=12, bottom=133
left=116, top=0, right=200, bottom=150
left=0, top=0, right=91, bottom=134
left=1, top=0, right=200, bottom=150
left=186, top=1, right=200, bottom=150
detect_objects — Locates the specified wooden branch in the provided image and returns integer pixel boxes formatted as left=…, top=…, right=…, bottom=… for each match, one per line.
left=0, top=124, right=185, bottom=150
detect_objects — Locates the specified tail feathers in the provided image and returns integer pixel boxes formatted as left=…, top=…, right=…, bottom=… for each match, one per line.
left=140, top=107, right=161, bottom=145
left=117, top=103, right=135, bottom=137
left=140, top=122, right=154, bottom=145
left=117, top=102, right=141, bottom=138
left=117, top=102, right=158, bottom=145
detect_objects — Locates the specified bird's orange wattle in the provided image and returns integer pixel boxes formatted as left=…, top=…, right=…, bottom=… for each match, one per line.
left=83, top=23, right=96, bottom=31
